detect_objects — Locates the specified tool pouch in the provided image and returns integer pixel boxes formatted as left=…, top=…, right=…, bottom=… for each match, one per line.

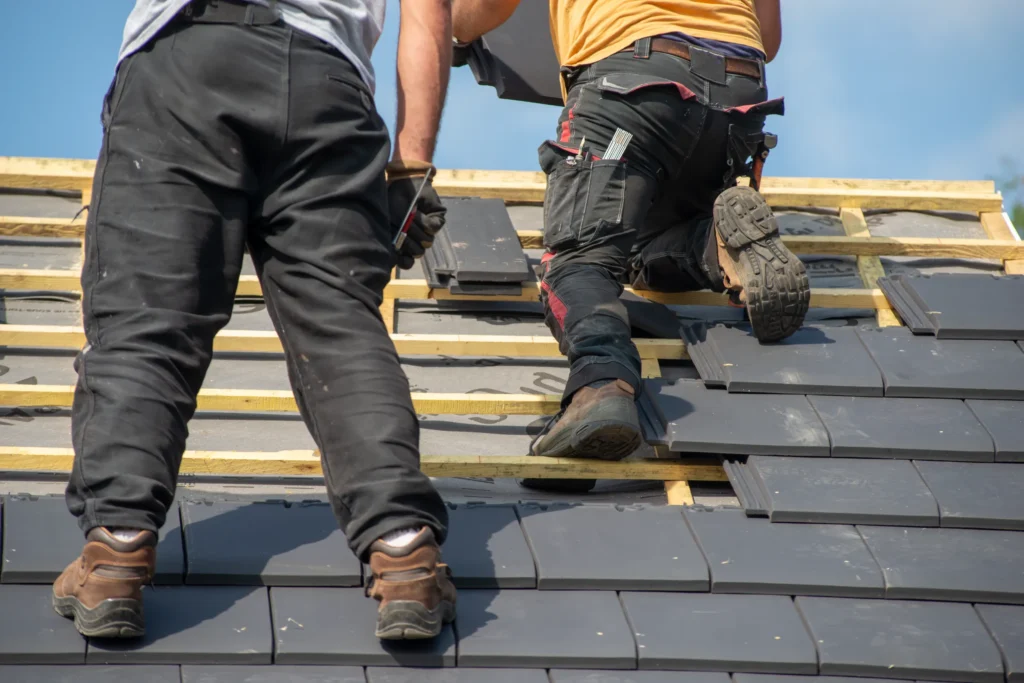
left=538, top=141, right=627, bottom=251
left=722, top=98, right=784, bottom=188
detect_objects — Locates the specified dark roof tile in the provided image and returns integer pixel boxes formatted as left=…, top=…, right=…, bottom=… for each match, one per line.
left=181, top=501, right=360, bottom=587
left=0, top=665, right=179, bottom=683
left=620, top=593, right=817, bottom=674
left=975, top=604, right=1024, bottom=683
left=456, top=589, right=635, bottom=669
left=808, top=396, right=994, bottom=461
left=748, top=456, right=939, bottom=526
left=859, top=525, right=1024, bottom=603
left=914, top=461, right=1024, bottom=530
left=1, top=496, right=183, bottom=584
left=442, top=504, right=536, bottom=588
left=87, top=586, right=272, bottom=665
left=0, top=584, right=86, bottom=663
left=271, top=587, right=455, bottom=667
left=182, top=665, right=365, bottom=682
left=796, top=597, right=1004, bottom=682
left=684, top=507, right=884, bottom=597
left=518, top=503, right=708, bottom=591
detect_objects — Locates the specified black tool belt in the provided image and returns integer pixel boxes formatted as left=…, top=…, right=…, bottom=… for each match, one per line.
left=176, top=0, right=281, bottom=26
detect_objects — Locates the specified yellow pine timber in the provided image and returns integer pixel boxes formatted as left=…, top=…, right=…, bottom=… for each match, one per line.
left=740, top=177, right=996, bottom=193
left=980, top=212, right=1024, bottom=275
left=0, top=216, right=86, bottom=238
left=0, top=158, right=1002, bottom=209
left=665, top=480, right=695, bottom=505
left=4, top=217, right=1020, bottom=261
left=0, top=383, right=561, bottom=416
left=380, top=267, right=397, bottom=333
left=435, top=175, right=1003, bottom=210
left=0, top=325, right=689, bottom=361
left=0, top=269, right=893, bottom=310
left=0, top=157, right=997, bottom=194
left=839, top=208, right=901, bottom=327
left=641, top=358, right=663, bottom=379
left=638, top=349, right=694, bottom=506
left=520, top=231, right=1024, bottom=257
left=0, top=157, right=94, bottom=192
left=0, top=446, right=727, bottom=481
left=780, top=235, right=1024, bottom=259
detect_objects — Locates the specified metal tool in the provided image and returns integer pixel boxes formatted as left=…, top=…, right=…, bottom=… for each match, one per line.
left=603, top=128, right=634, bottom=161
left=392, top=166, right=436, bottom=251
left=750, top=133, right=777, bottom=191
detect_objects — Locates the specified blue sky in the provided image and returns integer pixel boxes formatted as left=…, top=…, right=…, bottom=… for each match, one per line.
left=2, top=1, right=1023, bottom=193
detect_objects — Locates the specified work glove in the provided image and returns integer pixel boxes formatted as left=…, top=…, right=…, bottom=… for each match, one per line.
left=386, top=160, right=446, bottom=270
left=452, top=37, right=472, bottom=68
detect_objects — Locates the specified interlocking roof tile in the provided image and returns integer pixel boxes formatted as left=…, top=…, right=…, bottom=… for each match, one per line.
left=0, top=584, right=86, bottom=663
left=747, top=456, right=939, bottom=525
left=456, top=589, right=636, bottom=669
left=518, top=503, right=708, bottom=591
left=858, top=525, right=1024, bottom=603
left=271, top=587, right=455, bottom=667
left=913, top=461, right=1024, bottom=530
left=796, top=597, right=1004, bottom=682
left=683, top=507, right=884, bottom=597
left=1, top=496, right=183, bottom=584
left=620, top=593, right=817, bottom=674
left=181, top=501, right=360, bottom=586
left=87, top=586, right=273, bottom=665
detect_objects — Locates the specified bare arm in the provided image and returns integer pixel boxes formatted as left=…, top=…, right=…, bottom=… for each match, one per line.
left=392, top=0, right=452, bottom=163
left=452, top=0, right=522, bottom=43
left=754, top=0, right=781, bottom=62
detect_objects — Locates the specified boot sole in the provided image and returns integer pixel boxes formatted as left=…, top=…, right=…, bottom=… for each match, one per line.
left=714, top=186, right=810, bottom=342
left=534, top=418, right=642, bottom=461
left=376, top=599, right=455, bottom=640
left=53, top=593, right=145, bottom=638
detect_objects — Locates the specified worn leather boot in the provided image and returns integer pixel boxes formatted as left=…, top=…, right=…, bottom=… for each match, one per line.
left=709, top=186, right=810, bottom=342
left=367, top=528, right=456, bottom=640
left=52, top=527, right=155, bottom=638
left=531, top=379, right=641, bottom=461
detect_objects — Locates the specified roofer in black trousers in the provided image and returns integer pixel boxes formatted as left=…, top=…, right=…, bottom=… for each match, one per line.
left=454, top=0, right=810, bottom=488
left=54, top=0, right=457, bottom=641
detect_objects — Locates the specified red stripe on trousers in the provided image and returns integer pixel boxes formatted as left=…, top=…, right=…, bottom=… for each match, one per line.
left=541, top=281, right=568, bottom=329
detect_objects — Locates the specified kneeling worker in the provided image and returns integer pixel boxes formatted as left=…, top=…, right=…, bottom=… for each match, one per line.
left=453, top=0, right=809, bottom=465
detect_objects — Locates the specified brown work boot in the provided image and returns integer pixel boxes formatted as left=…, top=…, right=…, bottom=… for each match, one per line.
left=710, top=186, right=810, bottom=342
left=52, top=527, right=155, bottom=638
left=367, top=528, right=456, bottom=640
left=531, top=379, right=641, bottom=461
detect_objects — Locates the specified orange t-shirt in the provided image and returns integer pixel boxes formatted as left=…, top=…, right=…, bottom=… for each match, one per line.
left=550, top=0, right=764, bottom=68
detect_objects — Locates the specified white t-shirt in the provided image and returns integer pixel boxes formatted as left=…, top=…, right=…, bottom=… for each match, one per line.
left=117, top=0, right=385, bottom=92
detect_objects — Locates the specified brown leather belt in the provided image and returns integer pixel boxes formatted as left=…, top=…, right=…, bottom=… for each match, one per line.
left=620, top=37, right=763, bottom=80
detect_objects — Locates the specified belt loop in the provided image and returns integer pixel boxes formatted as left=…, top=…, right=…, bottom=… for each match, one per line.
left=244, top=4, right=257, bottom=25
left=633, top=37, right=652, bottom=59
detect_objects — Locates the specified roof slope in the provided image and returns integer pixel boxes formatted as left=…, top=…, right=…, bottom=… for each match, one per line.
left=1, top=176, right=1023, bottom=681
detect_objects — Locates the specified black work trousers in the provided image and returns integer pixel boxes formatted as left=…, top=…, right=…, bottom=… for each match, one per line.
left=67, top=18, right=447, bottom=561
left=538, top=44, right=780, bottom=403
